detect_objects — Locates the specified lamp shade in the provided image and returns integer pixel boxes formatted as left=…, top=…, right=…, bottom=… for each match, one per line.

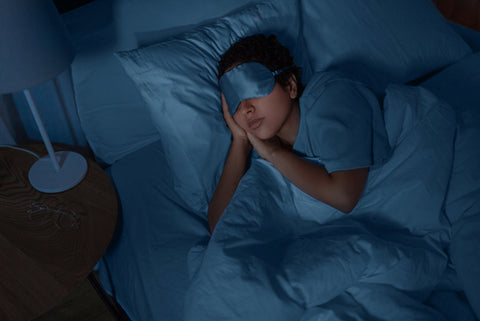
left=0, top=0, right=75, bottom=94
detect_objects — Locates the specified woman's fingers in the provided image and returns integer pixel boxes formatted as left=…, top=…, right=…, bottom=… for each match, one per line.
left=221, top=94, right=248, bottom=140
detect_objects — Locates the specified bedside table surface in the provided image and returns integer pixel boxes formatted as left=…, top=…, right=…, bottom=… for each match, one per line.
left=0, top=145, right=118, bottom=321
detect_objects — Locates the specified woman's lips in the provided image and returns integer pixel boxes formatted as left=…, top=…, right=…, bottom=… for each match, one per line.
left=248, top=117, right=264, bottom=130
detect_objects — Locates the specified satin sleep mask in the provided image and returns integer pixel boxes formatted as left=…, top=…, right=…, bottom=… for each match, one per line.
left=219, top=62, right=292, bottom=114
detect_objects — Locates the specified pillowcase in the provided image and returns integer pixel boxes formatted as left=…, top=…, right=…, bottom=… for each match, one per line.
left=300, top=0, right=472, bottom=93
left=115, top=0, right=305, bottom=212
left=448, top=22, right=480, bottom=52
left=65, top=0, right=255, bottom=164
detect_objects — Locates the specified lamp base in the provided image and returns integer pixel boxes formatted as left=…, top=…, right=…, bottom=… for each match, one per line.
left=29, top=151, right=88, bottom=193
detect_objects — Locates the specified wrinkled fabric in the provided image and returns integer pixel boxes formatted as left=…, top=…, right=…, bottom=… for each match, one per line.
left=183, top=156, right=450, bottom=321
left=422, top=52, right=480, bottom=223
left=183, top=85, right=456, bottom=320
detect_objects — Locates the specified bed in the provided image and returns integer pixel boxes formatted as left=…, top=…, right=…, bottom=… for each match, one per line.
left=57, top=0, right=480, bottom=320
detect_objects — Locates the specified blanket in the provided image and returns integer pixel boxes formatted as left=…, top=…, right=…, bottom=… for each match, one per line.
left=183, top=84, right=457, bottom=320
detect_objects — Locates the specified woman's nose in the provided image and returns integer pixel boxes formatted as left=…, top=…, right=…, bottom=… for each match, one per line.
left=243, top=102, right=254, bottom=114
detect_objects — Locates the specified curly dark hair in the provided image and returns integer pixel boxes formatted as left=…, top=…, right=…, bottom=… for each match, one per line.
left=218, top=34, right=304, bottom=100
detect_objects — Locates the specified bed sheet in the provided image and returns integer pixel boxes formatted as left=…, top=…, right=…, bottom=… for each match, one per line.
left=97, top=141, right=210, bottom=321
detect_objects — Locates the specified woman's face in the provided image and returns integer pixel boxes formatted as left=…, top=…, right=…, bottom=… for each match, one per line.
left=233, top=80, right=297, bottom=140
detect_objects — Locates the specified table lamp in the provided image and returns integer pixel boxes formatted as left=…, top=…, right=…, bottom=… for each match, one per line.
left=0, top=0, right=87, bottom=193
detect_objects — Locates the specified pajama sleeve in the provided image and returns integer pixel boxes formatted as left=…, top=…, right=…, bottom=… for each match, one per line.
left=294, top=72, right=390, bottom=173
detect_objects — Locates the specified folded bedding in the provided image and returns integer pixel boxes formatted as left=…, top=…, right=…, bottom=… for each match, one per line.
left=422, top=52, right=480, bottom=223
left=186, top=217, right=448, bottom=321
left=302, top=284, right=450, bottom=321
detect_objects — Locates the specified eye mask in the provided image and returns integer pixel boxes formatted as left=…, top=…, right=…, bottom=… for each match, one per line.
left=219, top=62, right=292, bottom=115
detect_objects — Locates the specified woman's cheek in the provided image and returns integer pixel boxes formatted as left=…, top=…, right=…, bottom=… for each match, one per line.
left=233, top=114, right=248, bottom=132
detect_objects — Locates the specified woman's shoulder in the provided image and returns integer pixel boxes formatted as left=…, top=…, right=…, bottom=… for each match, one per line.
left=300, top=70, right=374, bottom=111
left=306, top=70, right=350, bottom=84
left=303, top=70, right=370, bottom=95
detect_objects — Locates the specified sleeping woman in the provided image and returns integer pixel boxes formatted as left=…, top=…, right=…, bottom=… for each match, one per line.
left=208, top=34, right=390, bottom=233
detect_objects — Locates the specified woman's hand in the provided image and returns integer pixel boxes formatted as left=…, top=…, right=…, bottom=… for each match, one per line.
left=208, top=95, right=252, bottom=233
left=247, top=132, right=285, bottom=163
left=221, top=94, right=249, bottom=146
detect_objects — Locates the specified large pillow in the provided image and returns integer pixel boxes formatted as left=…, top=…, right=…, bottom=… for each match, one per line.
left=421, top=52, right=480, bottom=223
left=64, top=0, right=255, bottom=164
left=115, top=0, right=305, bottom=212
left=448, top=22, right=480, bottom=52
left=300, top=0, right=472, bottom=93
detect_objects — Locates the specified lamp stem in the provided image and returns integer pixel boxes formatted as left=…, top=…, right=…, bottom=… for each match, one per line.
left=23, top=89, right=61, bottom=172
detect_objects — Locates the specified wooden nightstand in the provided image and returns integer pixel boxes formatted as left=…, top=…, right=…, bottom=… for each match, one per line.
left=0, top=145, right=118, bottom=321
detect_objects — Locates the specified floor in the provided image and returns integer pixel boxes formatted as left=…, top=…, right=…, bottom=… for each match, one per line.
left=32, top=273, right=129, bottom=321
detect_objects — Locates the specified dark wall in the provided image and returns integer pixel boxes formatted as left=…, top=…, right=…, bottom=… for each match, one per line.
left=53, top=0, right=96, bottom=14
left=52, top=0, right=480, bottom=31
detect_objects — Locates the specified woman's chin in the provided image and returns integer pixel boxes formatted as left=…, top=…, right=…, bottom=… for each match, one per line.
left=252, top=131, right=275, bottom=140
